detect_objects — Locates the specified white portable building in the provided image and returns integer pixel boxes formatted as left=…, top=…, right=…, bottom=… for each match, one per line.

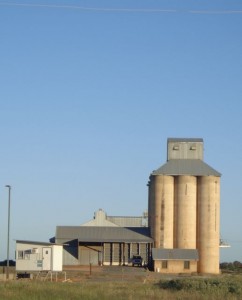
left=16, top=240, right=63, bottom=272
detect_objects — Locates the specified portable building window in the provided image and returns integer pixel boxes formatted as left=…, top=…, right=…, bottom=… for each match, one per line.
left=18, top=251, right=24, bottom=259
left=37, top=260, right=43, bottom=267
left=17, top=250, right=32, bottom=260
left=24, top=253, right=30, bottom=260
left=24, top=249, right=31, bottom=260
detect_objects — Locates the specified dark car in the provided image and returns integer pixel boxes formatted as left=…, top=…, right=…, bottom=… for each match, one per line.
left=0, top=260, right=16, bottom=266
left=132, top=255, right=143, bottom=267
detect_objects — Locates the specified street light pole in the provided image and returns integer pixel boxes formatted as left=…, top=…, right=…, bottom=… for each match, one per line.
left=5, top=185, right=11, bottom=280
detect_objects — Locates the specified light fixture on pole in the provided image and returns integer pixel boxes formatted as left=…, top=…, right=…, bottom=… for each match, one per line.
left=5, top=185, right=11, bottom=280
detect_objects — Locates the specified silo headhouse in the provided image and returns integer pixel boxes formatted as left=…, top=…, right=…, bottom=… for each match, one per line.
left=149, top=138, right=221, bottom=274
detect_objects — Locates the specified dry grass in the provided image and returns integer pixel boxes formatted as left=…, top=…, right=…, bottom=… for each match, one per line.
left=1, top=275, right=242, bottom=300
left=1, top=267, right=242, bottom=300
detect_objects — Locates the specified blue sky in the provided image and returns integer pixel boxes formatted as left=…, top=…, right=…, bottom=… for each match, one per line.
left=0, top=0, right=242, bottom=262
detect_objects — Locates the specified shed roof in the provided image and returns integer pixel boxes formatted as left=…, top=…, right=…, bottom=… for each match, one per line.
left=16, top=240, right=62, bottom=246
left=151, top=159, right=221, bottom=177
left=167, top=138, right=203, bottom=143
left=55, top=226, right=153, bottom=243
left=152, top=248, right=199, bottom=261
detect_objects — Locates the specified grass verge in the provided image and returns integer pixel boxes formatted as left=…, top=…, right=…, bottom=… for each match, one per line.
left=1, top=275, right=242, bottom=299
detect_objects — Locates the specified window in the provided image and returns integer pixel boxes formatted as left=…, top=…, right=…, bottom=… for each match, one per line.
left=24, top=249, right=31, bottom=260
left=184, top=261, right=190, bottom=269
left=162, top=260, right=168, bottom=269
left=17, top=249, right=32, bottom=260
left=37, top=260, right=43, bottom=268
left=24, top=253, right=30, bottom=260
left=18, top=251, right=24, bottom=260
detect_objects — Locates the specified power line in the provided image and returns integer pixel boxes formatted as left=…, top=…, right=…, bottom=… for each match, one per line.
left=0, top=2, right=242, bottom=14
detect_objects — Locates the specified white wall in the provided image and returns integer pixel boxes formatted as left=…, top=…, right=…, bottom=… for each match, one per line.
left=16, top=243, right=44, bottom=272
left=52, top=245, right=63, bottom=271
left=16, top=242, right=63, bottom=272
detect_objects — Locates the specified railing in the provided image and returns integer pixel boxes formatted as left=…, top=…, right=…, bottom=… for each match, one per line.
left=219, top=239, right=231, bottom=248
left=35, top=271, right=67, bottom=282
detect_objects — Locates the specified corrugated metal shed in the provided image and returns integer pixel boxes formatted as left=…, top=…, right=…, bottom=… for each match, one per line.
left=151, top=159, right=221, bottom=177
left=56, top=226, right=153, bottom=243
left=152, top=248, right=199, bottom=260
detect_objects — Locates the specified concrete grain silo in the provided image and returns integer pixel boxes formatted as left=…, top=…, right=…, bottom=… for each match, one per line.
left=149, top=138, right=221, bottom=274
left=174, top=175, right=197, bottom=249
left=148, top=175, right=174, bottom=249
left=197, top=176, right=220, bottom=274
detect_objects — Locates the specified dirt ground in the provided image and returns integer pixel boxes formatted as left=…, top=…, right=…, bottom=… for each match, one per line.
left=4, top=265, right=212, bottom=283
left=61, top=265, right=187, bottom=283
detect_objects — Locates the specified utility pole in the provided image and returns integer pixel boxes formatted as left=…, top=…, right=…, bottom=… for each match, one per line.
left=5, top=185, right=11, bottom=280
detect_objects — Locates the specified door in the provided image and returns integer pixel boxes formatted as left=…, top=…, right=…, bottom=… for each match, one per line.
left=42, top=247, right=52, bottom=271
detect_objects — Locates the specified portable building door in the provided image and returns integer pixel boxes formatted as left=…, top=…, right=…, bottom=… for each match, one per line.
left=42, top=247, right=52, bottom=271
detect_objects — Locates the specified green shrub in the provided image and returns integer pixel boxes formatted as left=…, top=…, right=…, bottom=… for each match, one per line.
left=158, top=276, right=242, bottom=297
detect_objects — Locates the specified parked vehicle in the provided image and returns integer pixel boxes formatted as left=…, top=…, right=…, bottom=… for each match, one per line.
left=132, top=255, right=143, bottom=267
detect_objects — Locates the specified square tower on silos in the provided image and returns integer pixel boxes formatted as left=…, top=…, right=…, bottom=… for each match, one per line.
left=148, top=138, right=221, bottom=274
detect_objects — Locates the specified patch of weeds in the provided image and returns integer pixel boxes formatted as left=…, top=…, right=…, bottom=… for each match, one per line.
left=157, top=277, right=242, bottom=297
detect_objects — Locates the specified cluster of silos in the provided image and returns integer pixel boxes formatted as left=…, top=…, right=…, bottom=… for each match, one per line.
left=148, top=138, right=221, bottom=274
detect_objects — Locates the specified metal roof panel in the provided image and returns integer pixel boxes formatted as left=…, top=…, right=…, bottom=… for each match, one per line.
left=55, top=226, right=153, bottom=243
left=167, top=138, right=203, bottom=143
left=16, top=240, right=61, bottom=246
left=152, top=248, right=199, bottom=260
left=151, top=159, right=221, bottom=176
